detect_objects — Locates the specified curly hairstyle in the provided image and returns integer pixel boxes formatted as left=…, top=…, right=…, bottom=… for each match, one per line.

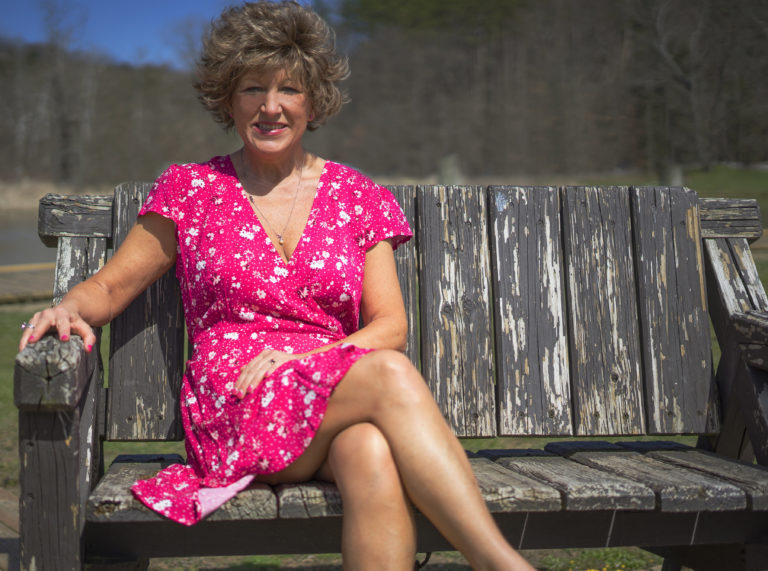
left=195, top=1, right=349, bottom=131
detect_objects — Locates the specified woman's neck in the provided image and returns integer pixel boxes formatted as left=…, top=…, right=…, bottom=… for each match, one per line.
left=238, top=147, right=307, bottom=190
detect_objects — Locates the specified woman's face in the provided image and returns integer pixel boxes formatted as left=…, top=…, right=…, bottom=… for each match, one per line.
left=229, top=69, right=313, bottom=162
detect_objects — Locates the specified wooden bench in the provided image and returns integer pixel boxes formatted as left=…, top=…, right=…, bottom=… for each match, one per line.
left=14, top=183, right=768, bottom=570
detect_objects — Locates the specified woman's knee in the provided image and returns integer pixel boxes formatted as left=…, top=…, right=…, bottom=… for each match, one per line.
left=351, top=350, right=428, bottom=403
left=328, top=422, right=393, bottom=476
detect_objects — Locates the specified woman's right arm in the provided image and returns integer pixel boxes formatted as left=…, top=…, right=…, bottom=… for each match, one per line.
left=18, top=212, right=177, bottom=352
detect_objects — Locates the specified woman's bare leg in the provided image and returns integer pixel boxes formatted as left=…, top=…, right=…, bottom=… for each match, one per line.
left=260, top=350, right=535, bottom=571
left=315, top=422, right=416, bottom=570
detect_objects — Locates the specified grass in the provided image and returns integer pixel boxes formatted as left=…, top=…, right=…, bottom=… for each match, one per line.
left=4, top=167, right=768, bottom=569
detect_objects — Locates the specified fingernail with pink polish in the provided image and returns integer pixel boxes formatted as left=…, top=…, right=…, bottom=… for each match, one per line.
left=28, top=336, right=35, bottom=342
left=61, top=335, right=69, bottom=341
left=86, top=344, right=93, bottom=352
left=247, top=385, right=255, bottom=394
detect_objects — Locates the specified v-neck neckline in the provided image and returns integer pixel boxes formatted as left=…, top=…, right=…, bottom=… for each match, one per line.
left=225, top=155, right=328, bottom=266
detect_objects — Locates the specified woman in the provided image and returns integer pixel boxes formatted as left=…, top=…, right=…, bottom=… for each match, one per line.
left=19, top=2, right=534, bottom=569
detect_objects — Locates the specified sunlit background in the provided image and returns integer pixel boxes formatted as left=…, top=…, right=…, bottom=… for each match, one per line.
left=2, top=0, right=768, bottom=263
left=3, top=0, right=768, bottom=187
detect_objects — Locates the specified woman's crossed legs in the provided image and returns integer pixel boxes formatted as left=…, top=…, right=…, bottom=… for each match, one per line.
left=256, top=350, right=534, bottom=571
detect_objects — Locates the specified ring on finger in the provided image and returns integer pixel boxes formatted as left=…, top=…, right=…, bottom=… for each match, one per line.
left=268, top=359, right=276, bottom=365
left=20, top=322, right=35, bottom=330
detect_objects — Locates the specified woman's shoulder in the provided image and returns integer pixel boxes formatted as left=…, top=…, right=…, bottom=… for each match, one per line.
left=157, top=155, right=233, bottom=183
left=322, top=161, right=383, bottom=194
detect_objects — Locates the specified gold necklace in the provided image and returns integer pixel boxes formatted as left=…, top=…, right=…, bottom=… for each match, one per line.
left=240, top=149, right=304, bottom=247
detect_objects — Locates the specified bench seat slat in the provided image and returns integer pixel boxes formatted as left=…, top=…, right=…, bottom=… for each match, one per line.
left=276, top=482, right=342, bottom=518
left=469, top=457, right=561, bottom=512
left=562, top=186, right=645, bottom=435
left=547, top=442, right=747, bottom=512
left=490, top=186, right=571, bottom=436
left=640, top=449, right=768, bottom=510
left=482, top=451, right=655, bottom=511
left=87, top=456, right=277, bottom=523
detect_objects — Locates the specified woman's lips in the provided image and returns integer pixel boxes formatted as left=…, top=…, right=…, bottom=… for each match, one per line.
left=254, top=122, right=287, bottom=135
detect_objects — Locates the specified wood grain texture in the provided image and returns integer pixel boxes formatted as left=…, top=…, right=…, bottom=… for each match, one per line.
left=704, top=238, right=755, bottom=319
left=52, top=235, right=108, bottom=305
left=87, top=457, right=277, bottom=522
left=561, top=186, right=645, bottom=435
left=731, top=360, right=768, bottom=465
left=14, top=335, right=91, bottom=411
left=38, top=193, right=113, bottom=247
left=698, top=198, right=762, bottom=240
left=492, top=453, right=655, bottom=510
left=489, top=186, right=571, bottom=436
left=729, top=238, right=768, bottom=311
left=276, top=482, right=343, bottom=519
left=417, top=185, right=496, bottom=437
left=641, top=448, right=768, bottom=510
left=631, top=187, right=714, bottom=434
left=107, top=182, right=185, bottom=441
left=731, top=311, right=768, bottom=371
left=547, top=443, right=746, bottom=512
left=17, top=346, right=101, bottom=571
left=388, top=185, right=420, bottom=368
left=469, top=457, right=561, bottom=512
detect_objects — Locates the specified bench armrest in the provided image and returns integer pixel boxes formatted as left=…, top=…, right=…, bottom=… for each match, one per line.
left=14, top=334, right=96, bottom=411
left=732, top=311, right=768, bottom=372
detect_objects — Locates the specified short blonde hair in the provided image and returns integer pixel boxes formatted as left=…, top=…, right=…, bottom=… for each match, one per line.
left=195, top=1, right=349, bottom=131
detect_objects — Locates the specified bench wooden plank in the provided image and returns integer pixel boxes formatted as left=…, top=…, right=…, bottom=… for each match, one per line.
left=87, top=457, right=277, bottom=523
left=469, top=457, right=561, bottom=512
left=274, top=462, right=566, bottom=518
left=547, top=442, right=746, bottom=512
left=389, top=185, right=420, bottom=368
left=731, top=310, right=768, bottom=371
left=276, top=482, right=342, bottom=519
left=698, top=198, right=762, bottom=240
left=417, top=185, right=496, bottom=437
left=631, top=187, right=713, bottom=434
left=52, top=236, right=107, bottom=305
left=705, top=238, right=756, bottom=318
left=561, top=186, right=645, bottom=435
left=489, top=186, right=571, bottom=436
left=637, top=449, right=768, bottom=510
left=38, top=193, right=114, bottom=247
left=107, top=183, right=185, bottom=441
left=481, top=450, right=655, bottom=511
left=730, top=238, right=768, bottom=310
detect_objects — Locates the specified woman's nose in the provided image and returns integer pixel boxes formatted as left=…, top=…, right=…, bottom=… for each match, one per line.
left=261, top=90, right=281, bottom=115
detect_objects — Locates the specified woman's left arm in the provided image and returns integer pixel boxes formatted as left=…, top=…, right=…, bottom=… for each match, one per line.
left=345, top=237, right=408, bottom=351
left=233, top=239, right=407, bottom=397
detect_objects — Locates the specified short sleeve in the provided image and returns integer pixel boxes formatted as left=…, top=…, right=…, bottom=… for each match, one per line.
left=358, top=183, right=413, bottom=251
left=138, top=164, right=183, bottom=227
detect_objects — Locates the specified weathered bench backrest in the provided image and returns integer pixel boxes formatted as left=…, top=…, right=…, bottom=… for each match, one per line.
left=40, top=184, right=765, bottom=442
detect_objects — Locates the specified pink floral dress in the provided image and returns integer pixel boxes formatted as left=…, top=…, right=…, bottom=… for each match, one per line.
left=131, top=156, right=412, bottom=525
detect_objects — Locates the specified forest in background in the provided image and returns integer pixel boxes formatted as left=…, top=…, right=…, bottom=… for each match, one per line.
left=2, top=0, right=768, bottom=189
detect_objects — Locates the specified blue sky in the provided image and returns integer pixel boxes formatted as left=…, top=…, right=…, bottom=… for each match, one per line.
left=2, top=0, right=326, bottom=68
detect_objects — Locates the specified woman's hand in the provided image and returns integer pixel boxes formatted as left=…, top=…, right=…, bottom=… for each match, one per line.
left=18, top=303, right=97, bottom=353
left=233, top=349, right=297, bottom=399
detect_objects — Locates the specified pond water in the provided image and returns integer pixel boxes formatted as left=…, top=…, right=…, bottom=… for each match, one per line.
left=0, top=209, right=56, bottom=266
